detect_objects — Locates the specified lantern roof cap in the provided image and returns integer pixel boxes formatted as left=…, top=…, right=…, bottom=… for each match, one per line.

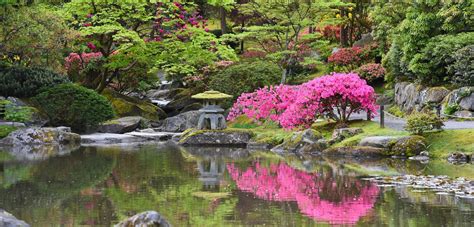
left=191, top=90, right=232, bottom=100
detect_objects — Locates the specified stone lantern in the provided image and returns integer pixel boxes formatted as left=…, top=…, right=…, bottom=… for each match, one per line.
left=191, top=90, right=232, bottom=130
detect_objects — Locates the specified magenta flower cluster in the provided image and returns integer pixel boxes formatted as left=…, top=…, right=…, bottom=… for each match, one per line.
left=356, top=63, right=386, bottom=82
left=227, top=73, right=378, bottom=129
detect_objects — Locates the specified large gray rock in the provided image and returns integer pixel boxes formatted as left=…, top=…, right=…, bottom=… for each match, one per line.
left=115, top=211, right=170, bottom=227
left=359, top=135, right=427, bottom=157
left=359, top=136, right=401, bottom=149
left=459, top=92, right=474, bottom=111
left=179, top=130, right=252, bottom=146
left=422, top=87, right=450, bottom=104
left=454, top=110, right=474, bottom=118
left=159, top=111, right=200, bottom=132
left=0, top=127, right=80, bottom=146
left=395, top=82, right=421, bottom=112
left=322, top=146, right=385, bottom=157
left=0, top=209, right=30, bottom=227
left=98, top=116, right=145, bottom=134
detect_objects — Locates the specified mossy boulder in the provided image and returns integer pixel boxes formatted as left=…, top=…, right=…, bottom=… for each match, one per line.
left=102, top=89, right=166, bottom=121
left=271, top=129, right=326, bottom=153
left=389, top=136, right=427, bottom=157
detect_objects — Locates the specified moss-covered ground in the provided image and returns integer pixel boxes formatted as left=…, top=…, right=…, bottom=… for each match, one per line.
left=0, top=125, right=17, bottom=139
left=227, top=116, right=474, bottom=158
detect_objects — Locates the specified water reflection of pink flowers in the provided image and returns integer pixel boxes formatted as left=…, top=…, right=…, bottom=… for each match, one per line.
left=227, top=162, right=379, bottom=225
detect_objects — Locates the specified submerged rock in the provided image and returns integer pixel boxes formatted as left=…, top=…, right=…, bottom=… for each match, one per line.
left=98, top=116, right=146, bottom=134
left=179, top=129, right=252, bottom=146
left=366, top=175, right=474, bottom=200
left=115, top=211, right=170, bottom=227
left=0, top=209, right=30, bottom=227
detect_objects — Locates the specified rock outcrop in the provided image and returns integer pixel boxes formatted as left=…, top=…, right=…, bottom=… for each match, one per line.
left=394, top=83, right=474, bottom=117
left=158, top=111, right=200, bottom=132
left=115, top=211, right=170, bottom=227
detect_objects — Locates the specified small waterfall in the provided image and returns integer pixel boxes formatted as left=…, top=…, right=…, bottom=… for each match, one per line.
left=149, top=70, right=173, bottom=108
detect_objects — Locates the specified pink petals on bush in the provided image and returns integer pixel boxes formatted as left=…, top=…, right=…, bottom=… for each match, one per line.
left=228, top=73, right=378, bottom=129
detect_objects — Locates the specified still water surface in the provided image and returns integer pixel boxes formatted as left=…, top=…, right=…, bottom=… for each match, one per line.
left=0, top=144, right=473, bottom=226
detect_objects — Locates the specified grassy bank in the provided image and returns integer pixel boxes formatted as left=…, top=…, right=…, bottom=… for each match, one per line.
left=228, top=116, right=473, bottom=158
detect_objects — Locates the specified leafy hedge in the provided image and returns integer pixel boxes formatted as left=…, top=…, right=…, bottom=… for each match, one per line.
left=33, top=84, right=114, bottom=132
left=209, top=60, right=280, bottom=107
left=448, top=45, right=474, bottom=86
left=0, top=65, right=70, bottom=98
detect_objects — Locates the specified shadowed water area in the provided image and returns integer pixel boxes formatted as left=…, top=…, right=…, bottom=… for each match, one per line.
left=0, top=144, right=473, bottom=226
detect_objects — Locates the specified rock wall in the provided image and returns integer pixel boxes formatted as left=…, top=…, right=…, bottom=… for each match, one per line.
left=394, top=82, right=473, bottom=117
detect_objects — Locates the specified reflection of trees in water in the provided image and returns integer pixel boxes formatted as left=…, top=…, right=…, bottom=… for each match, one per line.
left=227, top=161, right=380, bottom=225
left=0, top=147, right=115, bottom=225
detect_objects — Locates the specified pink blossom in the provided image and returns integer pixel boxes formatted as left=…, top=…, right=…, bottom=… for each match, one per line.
left=228, top=73, right=378, bottom=129
left=227, top=162, right=379, bottom=224
left=86, top=42, right=96, bottom=50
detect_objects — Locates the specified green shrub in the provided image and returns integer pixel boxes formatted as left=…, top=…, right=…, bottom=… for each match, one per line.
left=33, top=84, right=114, bottom=132
left=444, top=104, right=460, bottom=115
left=405, top=112, right=444, bottom=135
left=0, top=66, right=69, bottom=98
left=0, top=125, right=17, bottom=139
left=388, top=105, right=405, bottom=118
left=0, top=99, right=33, bottom=123
left=209, top=60, right=280, bottom=107
left=448, top=45, right=474, bottom=87
left=409, top=32, right=474, bottom=85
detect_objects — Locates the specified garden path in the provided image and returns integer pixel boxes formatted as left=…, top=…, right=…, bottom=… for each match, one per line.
left=350, top=111, right=474, bottom=131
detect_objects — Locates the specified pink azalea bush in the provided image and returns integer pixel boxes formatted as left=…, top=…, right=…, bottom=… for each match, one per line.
left=227, top=162, right=379, bottom=224
left=227, top=73, right=377, bottom=129
left=356, top=63, right=386, bottom=82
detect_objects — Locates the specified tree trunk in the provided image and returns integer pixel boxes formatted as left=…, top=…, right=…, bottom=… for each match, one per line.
left=280, top=68, right=287, bottom=84
left=220, top=7, right=227, bottom=34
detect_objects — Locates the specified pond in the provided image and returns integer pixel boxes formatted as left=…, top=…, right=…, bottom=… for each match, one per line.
left=0, top=144, right=473, bottom=226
